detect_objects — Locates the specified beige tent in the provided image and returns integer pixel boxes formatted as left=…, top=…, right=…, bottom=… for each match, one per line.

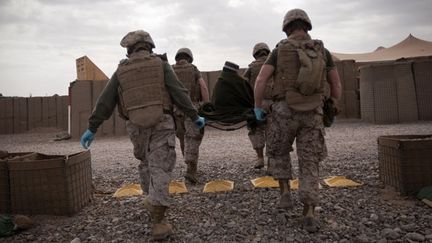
left=333, top=34, right=432, bottom=62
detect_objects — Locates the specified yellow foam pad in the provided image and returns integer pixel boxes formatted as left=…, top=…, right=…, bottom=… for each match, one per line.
left=323, top=176, right=362, bottom=187
left=250, top=176, right=279, bottom=188
left=290, top=179, right=323, bottom=190
left=422, top=199, right=432, bottom=208
left=250, top=177, right=323, bottom=190
left=290, top=179, right=299, bottom=189
left=169, top=181, right=188, bottom=194
left=203, top=180, right=234, bottom=193
left=113, top=184, right=143, bottom=197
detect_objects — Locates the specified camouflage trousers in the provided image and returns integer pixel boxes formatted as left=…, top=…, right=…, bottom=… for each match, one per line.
left=248, top=125, right=265, bottom=150
left=126, top=114, right=176, bottom=207
left=248, top=99, right=273, bottom=150
left=174, top=110, right=204, bottom=163
left=266, top=101, right=327, bottom=206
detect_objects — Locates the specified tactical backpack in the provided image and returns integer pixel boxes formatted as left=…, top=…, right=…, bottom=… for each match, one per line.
left=273, top=37, right=327, bottom=111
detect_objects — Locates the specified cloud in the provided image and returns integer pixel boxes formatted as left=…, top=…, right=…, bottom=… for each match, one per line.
left=1, top=0, right=431, bottom=96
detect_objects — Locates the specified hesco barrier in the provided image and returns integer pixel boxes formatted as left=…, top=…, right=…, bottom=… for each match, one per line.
left=0, top=96, right=68, bottom=134
left=1, top=62, right=362, bottom=136
left=4, top=59, right=428, bottom=136
left=207, top=70, right=222, bottom=98
left=413, top=60, right=432, bottom=120
left=69, top=80, right=126, bottom=139
left=394, top=62, right=419, bottom=122
left=378, top=135, right=432, bottom=195
left=6, top=151, right=93, bottom=216
left=68, top=69, right=223, bottom=138
left=0, top=152, right=41, bottom=214
left=336, top=60, right=358, bottom=92
left=335, top=60, right=360, bottom=119
left=200, top=72, right=210, bottom=98
left=69, top=68, right=252, bottom=138
left=360, top=67, right=375, bottom=122
left=359, top=61, right=419, bottom=124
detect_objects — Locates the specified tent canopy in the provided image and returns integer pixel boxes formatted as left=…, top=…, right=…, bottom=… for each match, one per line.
left=332, top=34, right=432, bottom=62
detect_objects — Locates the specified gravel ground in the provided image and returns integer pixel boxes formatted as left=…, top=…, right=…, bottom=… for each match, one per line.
left=1, top=119, right=432, bottom=242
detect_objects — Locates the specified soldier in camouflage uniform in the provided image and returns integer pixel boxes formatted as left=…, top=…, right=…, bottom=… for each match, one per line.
left=253, top=9, right=342, bottom=232
left=79, top=30, right=205, bottom=240
left=243, top=42, right=273, bottom=172
left=172, top=48, right=209, bottom=184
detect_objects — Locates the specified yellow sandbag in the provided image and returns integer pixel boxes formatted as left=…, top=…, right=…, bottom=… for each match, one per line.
left=250, top=177, right=323, bottom=189
left=323, top=176, right=362, bottom=187
left=290, top=179, right=299, bottom=189
left=113, top=184, right=143, bottom=197
left=203, top=180, right=234, bottom=193
left=169, top=181, right=188, bottom=194
left=250, top=176, right=279, bottom=188
left=290, top=179, right=323, bottom=190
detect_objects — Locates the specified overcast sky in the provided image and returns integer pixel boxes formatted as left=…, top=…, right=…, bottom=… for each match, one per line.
left=1, top=0, right=431, bottom=97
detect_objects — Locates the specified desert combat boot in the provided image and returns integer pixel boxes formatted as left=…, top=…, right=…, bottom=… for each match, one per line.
left=278, top=179, right=293, bottom=209
left=253, top=148, right=265, bottom=169
left=143, top=198, right=173, bottom=240
left=266, top=158, right=273, bottom=175
left=185, top=160, right=198, bottom=184
left=302, top=204, right=320, bottom=233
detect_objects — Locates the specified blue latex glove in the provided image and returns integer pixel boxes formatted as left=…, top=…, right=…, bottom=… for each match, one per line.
left=80, top=129, right=95, bottom=149
left=254, top=108, right=266, bottom=121
left=194, top=116, right=206, bottom=129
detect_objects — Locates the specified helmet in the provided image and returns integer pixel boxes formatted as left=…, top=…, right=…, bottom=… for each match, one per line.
left=282, top=9, right=312, bottom=32
left=175, top=48, right=194, bottom=63
left=252, top=42, right=270, bottom=58
left=120, top=30, right=155, bottom=49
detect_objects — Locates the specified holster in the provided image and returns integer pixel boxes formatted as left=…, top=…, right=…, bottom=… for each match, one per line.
left=323, top=98, right=336, bottom=127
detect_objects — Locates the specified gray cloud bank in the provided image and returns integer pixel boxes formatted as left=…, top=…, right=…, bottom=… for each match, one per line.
left=1, top=0, right=431, bottom=96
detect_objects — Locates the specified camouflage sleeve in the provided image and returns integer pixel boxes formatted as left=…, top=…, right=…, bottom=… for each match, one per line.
left=163, top=62, right=199, bottom=121
left=88, top=72, right=119, bottom=133
left=264, top=48, right=278, bottom=67
left=325, top=48, right=336, bottom=71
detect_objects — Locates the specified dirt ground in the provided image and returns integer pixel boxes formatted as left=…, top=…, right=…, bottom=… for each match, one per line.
left=1, top=119, right=432, bottom=242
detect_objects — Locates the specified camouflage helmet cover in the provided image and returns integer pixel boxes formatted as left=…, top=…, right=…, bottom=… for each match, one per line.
left=252, top=42, right=270, bottom=58
left=175, top=47, right=194, bottom=63
left=120, top=30, right=155, bottom=49
left=282, top=8, right=312, bottom=32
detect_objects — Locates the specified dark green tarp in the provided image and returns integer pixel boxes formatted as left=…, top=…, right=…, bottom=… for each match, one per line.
left=0, top=215, right=15, bottom=238
left=199, top=70, right=260, bottom=129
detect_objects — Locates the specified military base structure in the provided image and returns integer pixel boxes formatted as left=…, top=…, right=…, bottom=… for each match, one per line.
left=0, top=34, right=431, bottom=136
left=0, top=95, right=68, bottom=134
left=334, top=34, right=432, bottom=124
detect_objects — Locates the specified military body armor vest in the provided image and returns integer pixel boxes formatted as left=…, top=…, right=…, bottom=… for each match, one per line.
left=117, top=51, right=172, bottom=128
left=172, top=60, right=201, bottom=102
left=272, top=35, right=327, bottom=111
left=248, top=56, right=273, bottom=99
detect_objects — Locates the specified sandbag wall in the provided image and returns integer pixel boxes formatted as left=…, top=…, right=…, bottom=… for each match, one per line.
left=359, top=60, right=430, bottom=124
left=69, top=80, right=127, bottom=139
left=0, top=96, right=68, bottom=134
